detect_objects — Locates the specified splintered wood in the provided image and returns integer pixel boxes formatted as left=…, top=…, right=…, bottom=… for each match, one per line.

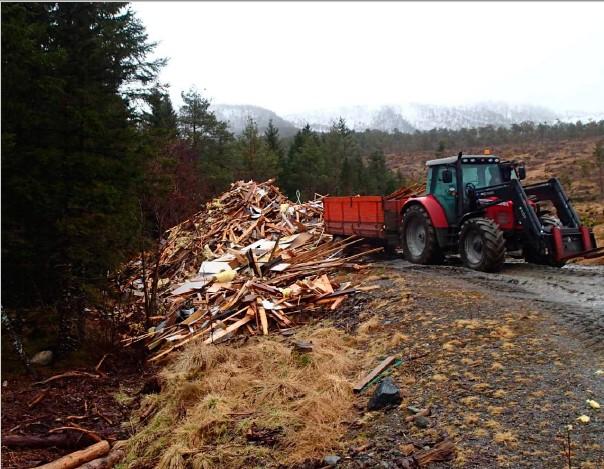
left=118, top=180, right=380, bottom=360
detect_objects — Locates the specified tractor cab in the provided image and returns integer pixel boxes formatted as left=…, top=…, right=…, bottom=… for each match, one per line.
left=425, top=152, right=525, bottom=225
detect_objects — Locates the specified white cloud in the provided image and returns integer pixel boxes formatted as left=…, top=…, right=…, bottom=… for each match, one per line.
left=133, top=1, right=604, bottom=114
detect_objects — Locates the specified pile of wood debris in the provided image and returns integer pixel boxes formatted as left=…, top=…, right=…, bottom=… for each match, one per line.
left=118, top=179, right=381, bottom=360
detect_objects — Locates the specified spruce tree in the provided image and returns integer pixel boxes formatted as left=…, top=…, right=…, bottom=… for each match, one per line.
left=177, top=88, right=237, bottom=196
left=2, top=3, right=161, bottom=350
left=238, top=118, right=279, bottom=182
left=283, top=125, right=324, bottom=200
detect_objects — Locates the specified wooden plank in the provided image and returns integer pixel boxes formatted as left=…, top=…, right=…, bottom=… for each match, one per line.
left=269, top=310, right=292, bottom=326
left=352, top=356, right=397, bottom=394
left=258, top=306, right=269, bottom=335
left=330, top=296, right=346, bottom=310
left=203, top=315, right=252, bottom=344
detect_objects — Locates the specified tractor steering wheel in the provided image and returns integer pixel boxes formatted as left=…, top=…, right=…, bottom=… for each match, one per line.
left=465, top=182, right=476, bottom=196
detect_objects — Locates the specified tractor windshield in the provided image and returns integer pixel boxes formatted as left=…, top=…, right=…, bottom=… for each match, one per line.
left=462, top=164, right=508, bottom=189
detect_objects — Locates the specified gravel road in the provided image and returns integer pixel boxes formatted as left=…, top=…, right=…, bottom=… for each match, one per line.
left=339, top=257, right=604, bottom=468
left=385, top=258, right=604, bottom=352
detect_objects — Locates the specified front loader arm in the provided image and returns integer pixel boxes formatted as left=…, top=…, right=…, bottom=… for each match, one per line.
left=468, top=179, right=544, bottom=250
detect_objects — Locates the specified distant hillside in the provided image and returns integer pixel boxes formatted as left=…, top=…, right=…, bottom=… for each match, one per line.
left=212, top=104, right=298, bottom=137
left=212, top=101, right=603, bottom=137
left=403, top=102, right=559, bottom=131
left=285, top=102, right=565, bottom=133
left=285, top=105, right=416, bottom=133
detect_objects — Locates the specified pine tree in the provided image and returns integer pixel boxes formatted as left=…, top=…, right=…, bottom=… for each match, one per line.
left=282, top=125, right=324, bottom=200
left=143, top=86, right=178, bottom=141
left=177, top=88, right=237, bottom=196
left=238, top=118, right=279, bottom=182
left=323, top=118, right=361, bottom=194
left=264, top=119, right=284, bottom=159
left=1, top=3, right=161, bottom=351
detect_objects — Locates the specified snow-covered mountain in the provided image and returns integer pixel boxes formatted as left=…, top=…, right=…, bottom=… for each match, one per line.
left=557, top=109, right=604, bottom=124
left=401, top=102, right=559, bottom=131
left=212, top=102, right=602, bottom=136
left=285, top=105, right=415, bottom=133
left=211, top=104, right=298, bottom=137
left=285, top=102, right=565, bottom=132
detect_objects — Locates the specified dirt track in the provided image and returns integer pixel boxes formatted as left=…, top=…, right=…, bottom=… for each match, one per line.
left=386, top=259, right=604, bottom=353
left=340, top=258, right=604, bottom=468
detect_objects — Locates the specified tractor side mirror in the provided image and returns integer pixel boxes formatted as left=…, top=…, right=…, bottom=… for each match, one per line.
left=442, top=169, right=453, bottom=184
left=517, top=166, right=526, bottom=180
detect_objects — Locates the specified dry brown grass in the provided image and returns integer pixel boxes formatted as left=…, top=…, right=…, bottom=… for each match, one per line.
left=357, top=315, right=382, bottom=335
left=124, top=327, right=361, bottom=468
left=389, top=332, right=409, bottom=348
left=493, top=431, right=518, bottom=447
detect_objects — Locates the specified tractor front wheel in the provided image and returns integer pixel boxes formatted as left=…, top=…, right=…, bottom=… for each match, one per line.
left=401, top=205, right=443, bottom=265
left=459, top=218, right=505, bottom=272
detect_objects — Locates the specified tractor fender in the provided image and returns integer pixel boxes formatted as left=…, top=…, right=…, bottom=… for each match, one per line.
left=401, top=195, right=449, bottom=228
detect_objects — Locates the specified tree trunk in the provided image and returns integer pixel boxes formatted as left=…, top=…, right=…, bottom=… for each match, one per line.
left=33, top=440, right=110, bottom=469
left=1, top=309, right=38, bottom=379
left=55, top=265, right=82, bottom=356
left=140, top=245, right=150, bottom=329
left=76, top=441, right=126, bottom=469
left=2, top=433, right=97, bottom=449
left=149, top=234, right=165, bottom=318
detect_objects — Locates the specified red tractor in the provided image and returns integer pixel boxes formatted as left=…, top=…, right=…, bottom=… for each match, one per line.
left=324, top=151, right=601, bottom=272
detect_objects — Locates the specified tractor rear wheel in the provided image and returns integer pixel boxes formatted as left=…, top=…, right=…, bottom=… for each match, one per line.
left=459, top=218, right=505, bottom=272
left=401, top=205, right=443, bottom=265
left=523, top=215, right=566, bottom=267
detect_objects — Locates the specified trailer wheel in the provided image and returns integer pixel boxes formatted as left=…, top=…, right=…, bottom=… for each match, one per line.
left=401, top=205, right=443, bottom=265
left=459, top=218, right=505, bottom=272
left=524, top=215, right=566, bottom=267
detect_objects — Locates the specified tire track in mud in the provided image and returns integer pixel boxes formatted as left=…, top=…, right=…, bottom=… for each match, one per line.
left=383, top=258, right=604, bottom=352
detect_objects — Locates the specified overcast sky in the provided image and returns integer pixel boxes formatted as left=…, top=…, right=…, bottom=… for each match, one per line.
left=133, top=1, right=604, bottom=115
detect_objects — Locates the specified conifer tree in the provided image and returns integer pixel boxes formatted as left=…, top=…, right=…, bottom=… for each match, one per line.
left=1, top=2, right=162, bottom=351
left=238, top=118, right=279, bottom=182
left=177, top=88, right=237, bottom=196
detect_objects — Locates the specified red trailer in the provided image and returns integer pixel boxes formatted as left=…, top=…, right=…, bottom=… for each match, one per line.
left=323, top=186, right=422, bottom=251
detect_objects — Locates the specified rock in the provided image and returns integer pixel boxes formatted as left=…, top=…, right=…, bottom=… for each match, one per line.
left=31, top=350, right=53, bottom=366
left=414, top=415, right=430, bottom=428
left=281, top=329, right=295, bottom=337
left=324, top=454, right=341, bottom=466
left=293, top=340, right=313, bottom=353
left=367, top=377, right=402, bottom=411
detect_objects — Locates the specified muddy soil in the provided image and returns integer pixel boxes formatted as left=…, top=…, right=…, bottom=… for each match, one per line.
left=338, top=259, right=604, bottom=468
left=1, top=354, right=156, bottom=468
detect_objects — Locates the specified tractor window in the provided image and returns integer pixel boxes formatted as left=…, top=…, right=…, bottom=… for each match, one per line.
left=432, top=165, right=456, bottom=197
left=462, top=164, right=502, bottom=188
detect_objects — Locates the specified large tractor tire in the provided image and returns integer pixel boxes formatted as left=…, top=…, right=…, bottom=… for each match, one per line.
left=459, top=218, right=505, bottom=272
left=523, top=215, right=566, bottom=267
left=401, top=205, right=444, bottom=265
